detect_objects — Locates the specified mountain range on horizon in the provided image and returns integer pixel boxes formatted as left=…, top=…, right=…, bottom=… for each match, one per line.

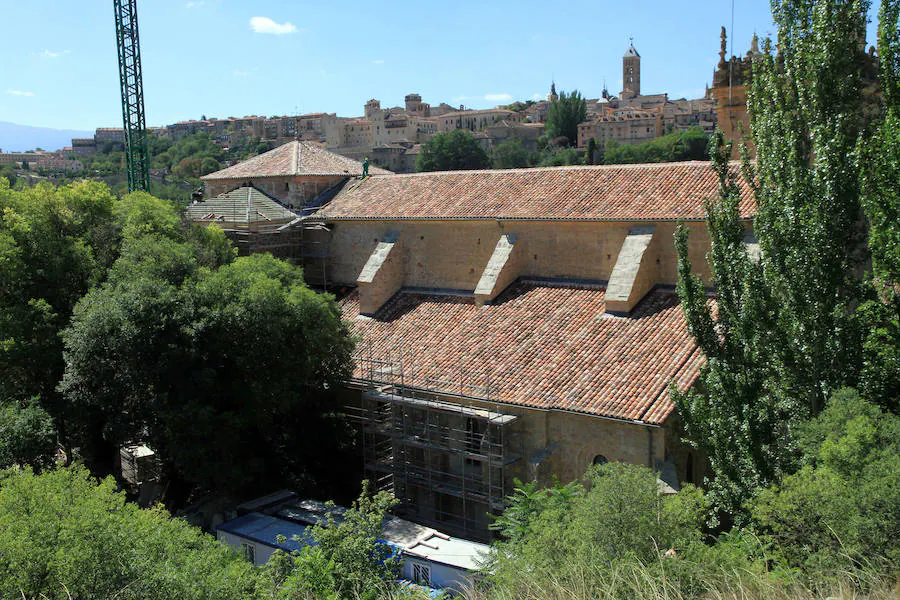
left=0, top=121, right=93, bottom=153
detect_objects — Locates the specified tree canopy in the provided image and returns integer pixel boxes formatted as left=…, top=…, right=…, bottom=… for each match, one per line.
left=0, top=466, right=260, bottom=600
left=544, top=89, right=587, bottom=146
left=416, top=129, right=491, bottom=172
left=674, top=0, right=877, bottom=521
left=601, top=127, right=709, bottom=164
left=60, top=249, right=356, bottom=496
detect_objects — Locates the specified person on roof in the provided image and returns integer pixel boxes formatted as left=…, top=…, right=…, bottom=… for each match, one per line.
left=362, top=157, right=370, bottom=178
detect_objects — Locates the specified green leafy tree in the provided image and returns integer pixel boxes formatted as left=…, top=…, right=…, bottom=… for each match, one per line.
left=0, top=165, right=15, bottom=188
left=60, top=251, right=355, bottom=498
left=490, top=478, right=580, bottom=543
left=585, top=137, right=597, bottom=165
left=858, top=0, right=900, bottom=413
left=544, top=89, right=587, bottom=146
left=486, top=462, right=707, bottom=594
left=0, top=398, right=56, bottom=470
left=0, top=181, right=120, bottom=452
left=750, top=388, right=900, bottom=571
left=491, top=138, right=533, bottom=169
left=674, top=0, right=871, bottom=521
left=416, top=129, right=491, bottom=171
left=0, top=466, right=260, bottom=599
left=602, top=127, right=709, bottom=165
left=535, top=146, right=582, bottom=167
left=289, top=481, right=401, bottom=600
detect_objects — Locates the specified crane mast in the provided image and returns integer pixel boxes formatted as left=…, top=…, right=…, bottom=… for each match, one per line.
left=114, top=0, right=150, bottom=192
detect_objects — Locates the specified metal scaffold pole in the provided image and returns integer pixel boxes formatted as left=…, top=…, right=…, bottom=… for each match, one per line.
left=114, top=0, right=151, bottom=192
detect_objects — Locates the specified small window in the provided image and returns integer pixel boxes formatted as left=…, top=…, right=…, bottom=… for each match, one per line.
left=240, top=542, right=256, bottom=563
left=592, top=454, right=609, bottom=466
left=412, top=562, right=431, bottom=585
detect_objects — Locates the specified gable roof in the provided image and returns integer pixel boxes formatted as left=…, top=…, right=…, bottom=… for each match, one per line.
left=340, top=280, right=703, bottom=425
left=317, top=161, right=754, bottom=221
left=184, top=185, right=296, bottom=226
left=201, top=141, right=391, bottom=180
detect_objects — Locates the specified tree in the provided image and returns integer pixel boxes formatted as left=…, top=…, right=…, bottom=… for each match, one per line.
left=858, top=0, right=900, bottom=413
left=485, top=462, right=707, bottom=596
left=544, top=89, right=587, bottom=146
left=585, top=137, right=597, bottom=165
left=602, top=127, right=709, bottom=165
left=674, top=0, right=872, bottom=521
left=492, top=138, right=533, bottom=169
left=750, top=389, right=900, bottom=571
left=294, top=482, right=400, bottom=599
left=416, top=129, right=491, bottom=172
left=60, top=251, right=356, bottom=498
left=0, top=180, right=120, bottom=452
left=0, top=466, right=260, bottom=599
left=0, top=398, right=56, bottom=470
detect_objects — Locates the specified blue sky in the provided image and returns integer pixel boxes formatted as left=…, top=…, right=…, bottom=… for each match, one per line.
left=0, top=1, right=880, bottom=131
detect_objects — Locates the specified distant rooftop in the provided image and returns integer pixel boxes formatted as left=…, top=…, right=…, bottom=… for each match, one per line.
left=201, top=141, right=391, bottom=180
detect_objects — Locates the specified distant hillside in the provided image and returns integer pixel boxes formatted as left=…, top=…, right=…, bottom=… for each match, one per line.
left=0, top=121, right=92, bottom=152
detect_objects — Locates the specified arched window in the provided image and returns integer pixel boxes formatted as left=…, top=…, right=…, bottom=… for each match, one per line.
left=592, top=454, right=608, bottom=466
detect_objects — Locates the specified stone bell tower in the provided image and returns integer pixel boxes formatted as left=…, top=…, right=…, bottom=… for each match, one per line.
left=622, top=38, right=641, bottom=98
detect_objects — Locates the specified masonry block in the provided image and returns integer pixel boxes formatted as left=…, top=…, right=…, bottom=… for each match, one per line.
left=357, top=231, right=403, bottom=315
left=474, top=233, right=522, bottom=306
left=605, top=225, right=659, bottom=315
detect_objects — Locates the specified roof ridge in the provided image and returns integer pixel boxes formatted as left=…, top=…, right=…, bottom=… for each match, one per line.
left=363, top=160, right=714, bottom=180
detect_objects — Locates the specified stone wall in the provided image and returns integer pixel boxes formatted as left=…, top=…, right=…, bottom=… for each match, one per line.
left=324, top=219, right=726, bottom=292
left=205, top=174, right=347, bottom=209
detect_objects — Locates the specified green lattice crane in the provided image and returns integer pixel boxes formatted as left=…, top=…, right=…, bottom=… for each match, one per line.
left=114, top=0, right=150, bottom=192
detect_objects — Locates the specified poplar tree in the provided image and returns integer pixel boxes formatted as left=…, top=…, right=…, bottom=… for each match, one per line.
left=859, top=0, right=900, bottom=411
left=674, top=0, right=872, bottom=520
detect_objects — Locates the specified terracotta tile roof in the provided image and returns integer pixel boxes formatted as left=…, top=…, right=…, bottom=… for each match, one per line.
left=318, top=161, right=754, bottom=221
left=184, top=185, right=296, bottom=225
left=339, top=280, right=703, bottom=424
left=201, top=141, right=391, bottom=180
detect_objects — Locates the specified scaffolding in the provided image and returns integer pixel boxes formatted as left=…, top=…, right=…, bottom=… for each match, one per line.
left=346, top=352, right=519, bottom=541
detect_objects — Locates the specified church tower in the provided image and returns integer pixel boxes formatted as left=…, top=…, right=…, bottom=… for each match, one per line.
left=622, top=39, right=641, bottom=97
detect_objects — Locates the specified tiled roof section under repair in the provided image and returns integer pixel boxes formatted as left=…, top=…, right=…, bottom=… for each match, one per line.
left=317, top=161, right=754, bottom=221
left=184, top=185, right=296, bottom=226
left=201, top=141, right=392, bottom=180
left=340, top=280, right=704, bottom=425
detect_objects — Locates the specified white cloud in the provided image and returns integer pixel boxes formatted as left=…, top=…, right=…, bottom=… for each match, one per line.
left=35, top=49, right=70, bottom=58
left=250, top=16, right=297, bottom=35
left=484, top=93, right=513, bottom=103
left=185, top=1, right=204, bottom=7
left=371, top=59, right=385, bottom=65
left=6, top=89, right=35, bottom=97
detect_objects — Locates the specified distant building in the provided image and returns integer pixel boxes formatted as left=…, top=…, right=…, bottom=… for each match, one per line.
left=577, top=107, right=661, bottom=149
left=438, top=108, right=520, bottom=132
left=71, top=138, right=97, bottom=155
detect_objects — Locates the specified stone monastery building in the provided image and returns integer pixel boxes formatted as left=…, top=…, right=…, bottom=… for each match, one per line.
left=197, top=144, right=756, bottom=541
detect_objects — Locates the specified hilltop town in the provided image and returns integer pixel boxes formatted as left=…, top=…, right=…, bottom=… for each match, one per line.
left=1, top=37, right=748, bottom=182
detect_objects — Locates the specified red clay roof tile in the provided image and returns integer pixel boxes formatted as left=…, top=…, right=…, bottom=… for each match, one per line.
left=340, top=280, right=702, bottom=425
left=319, top=161, right=753, bottom=221
left=201, top=141, right=391, bottom=180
